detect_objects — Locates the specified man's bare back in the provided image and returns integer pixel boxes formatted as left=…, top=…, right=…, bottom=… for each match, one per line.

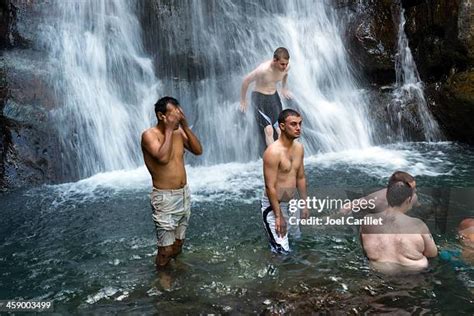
left=361, top=211, right=435, bottom=271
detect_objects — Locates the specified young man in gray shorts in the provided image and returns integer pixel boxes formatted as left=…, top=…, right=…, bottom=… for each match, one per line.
left=141, top=96, right=203, bottom=269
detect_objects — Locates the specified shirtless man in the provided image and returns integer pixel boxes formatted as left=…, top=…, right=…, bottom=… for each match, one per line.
left=240, top=47, right=292, bottom=147
left=261, top=109, right=308, bottom=254
left=361, top=181, right=438, bottom=274
left=340, top=171, right=417, bottom=215
left=141, top=96, right=203, bottom=269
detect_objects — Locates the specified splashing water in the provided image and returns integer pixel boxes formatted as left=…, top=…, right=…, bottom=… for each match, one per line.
left=41, top=0, right=159, bottom=179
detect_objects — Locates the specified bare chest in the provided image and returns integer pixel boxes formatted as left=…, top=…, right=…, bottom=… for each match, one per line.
left=279, top=152, right=300, bottom=174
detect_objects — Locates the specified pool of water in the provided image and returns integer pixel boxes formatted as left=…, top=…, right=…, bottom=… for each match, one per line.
left=0, top=142, right=473, bottom=314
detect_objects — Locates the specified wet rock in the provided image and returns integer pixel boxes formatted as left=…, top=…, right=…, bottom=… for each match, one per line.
left=339, top=0, right=398, bottom=85
left=403, top=0, right=471, bottom=81
left=427, top=70, right=474, bottom=144
left=0, top=1, right=62, bottom=190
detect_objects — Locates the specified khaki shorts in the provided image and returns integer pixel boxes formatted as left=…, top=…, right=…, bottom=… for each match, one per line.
left=151, top=185, right=191, bottom=247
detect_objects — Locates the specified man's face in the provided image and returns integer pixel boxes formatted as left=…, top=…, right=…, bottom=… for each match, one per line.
left=274, top=58, right=289, bottom=72
left=408, top=180, right=418, bottom=207
left=280, top=115, right=302, bottom=139
left=158, top=103, right=181, bottom=129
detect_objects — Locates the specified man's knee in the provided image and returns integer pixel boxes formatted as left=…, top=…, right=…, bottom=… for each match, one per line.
left=264, top=125, right=274, bottom=136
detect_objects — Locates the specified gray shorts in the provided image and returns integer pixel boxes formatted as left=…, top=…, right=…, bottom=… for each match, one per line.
left=151, top=185, right=191, bottom=247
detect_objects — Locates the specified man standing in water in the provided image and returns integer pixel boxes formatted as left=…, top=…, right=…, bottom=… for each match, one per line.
left=361, top=181, right=438, bottom=274
left=240, top=47, right=292, bottom=149
left=141, top=96, right=203, bottom=269
left=262, top=109, right=308, bottom=254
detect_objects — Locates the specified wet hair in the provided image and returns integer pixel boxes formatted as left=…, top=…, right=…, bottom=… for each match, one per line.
left=154, top=96, right=179, bottom=119
left=278, top=109, right=301, bottom=124
left=273, top=47, right=290, bottom=60
left=386, top=181, right=414, bottom=207
left=388, top=171, right=415, bottom=187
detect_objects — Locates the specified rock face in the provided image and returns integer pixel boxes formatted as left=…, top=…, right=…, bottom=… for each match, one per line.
left=402, top=0, right=474, bottom=144
left=339, top=0, right=474, bottom=144
left=340, top=0, right=398, bottom=85
left=0, top=0, right=62, bottom=190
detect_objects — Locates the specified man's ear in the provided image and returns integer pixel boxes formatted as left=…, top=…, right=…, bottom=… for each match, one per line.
left=279, top=122, right=285, bottom=131
left=157, top=112, right=165, bottom=121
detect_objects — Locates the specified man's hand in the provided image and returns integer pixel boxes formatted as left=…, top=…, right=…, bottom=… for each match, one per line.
left=239, top=99, right=248, bottom=113
left=163, top=112, right=180, bottom=131
left=281, top=88, right=292, bottom=99
left=301, top=207, right=309, bottom=220
left=177, top=106, right=189, bottom=128
left=275, top=215, right=287, bottom=238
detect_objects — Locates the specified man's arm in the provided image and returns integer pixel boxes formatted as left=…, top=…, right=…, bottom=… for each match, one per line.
left=141, top=129, right=173, bottom=164
left=177, top=107, right=203, bottom=156
left=180, top=126, right=203, bottom=156
left=240, top=68, right=259, bottom=112
left=296, top=145, right=308, bottom=219
left=281, top=69, right=291, bottom=99
left=263, top=147, right=286, bottom=237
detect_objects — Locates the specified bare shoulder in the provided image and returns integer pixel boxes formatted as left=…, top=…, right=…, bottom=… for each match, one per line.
left=263, top=142, right=282, bottom=163
left=141, top=127, right=162, bottom=145
left=294, top=141, right=304, bottom=155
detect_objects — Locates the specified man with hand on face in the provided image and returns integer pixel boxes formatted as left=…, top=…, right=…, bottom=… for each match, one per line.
left=261, top=109, right=308, bottom=254
left=240, top=47, right=292, bottom=149
left=141, top=96, right=203, bottom=269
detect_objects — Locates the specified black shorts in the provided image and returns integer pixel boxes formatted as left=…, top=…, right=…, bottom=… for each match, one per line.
left=252, top=91, right=283, bottom=129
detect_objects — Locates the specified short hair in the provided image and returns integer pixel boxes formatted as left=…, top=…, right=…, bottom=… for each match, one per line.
left=386, top=181, right=414, bottom=207
left=278, top=109, right=301, bottom=124
left=388, top=171, right=415, bottom=186
left=154, top=96, right=179, bottom=117
left=273, top=47, right=290, bottom=60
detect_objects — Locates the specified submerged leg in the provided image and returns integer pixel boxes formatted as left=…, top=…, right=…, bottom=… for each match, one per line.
left=172, top=239, right=184, bottom=258
left=156, top=245, right=174, bottom=269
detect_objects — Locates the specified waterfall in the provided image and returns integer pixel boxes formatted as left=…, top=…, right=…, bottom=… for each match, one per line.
left=388, top=4, right=443, bottom=142
left=140, top=0, right=374, bottom=164
left=41, top=0, right=159, bottom=179
left=38, top=0, right=376, bottom=178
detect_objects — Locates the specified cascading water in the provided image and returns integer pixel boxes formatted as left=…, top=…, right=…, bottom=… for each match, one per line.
left=40, top=0, right=380, bottom=178
left=140, top=0, right=374, bottom=164
left=40, top=0, right=159, bottom=179
left=388, top=4, right=443, bottom=142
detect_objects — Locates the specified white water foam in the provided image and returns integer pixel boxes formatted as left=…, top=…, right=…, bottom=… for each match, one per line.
left=40, top=143, right=456, bottom=207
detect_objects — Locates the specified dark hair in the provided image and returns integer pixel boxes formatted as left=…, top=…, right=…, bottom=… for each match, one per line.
left=273, top=47, right=290, bottom=60
left=388, top=171, right=415, bottom=186
left=278, top=109, right=301, bottom=124
left=386, top=181, right=414, bottom=207
left=154, top=96, right=179, bottom=118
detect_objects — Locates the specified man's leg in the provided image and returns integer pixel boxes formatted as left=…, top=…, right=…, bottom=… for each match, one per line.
left=264, top=125, right=276, bottom=146
left=172, top=239, right=184, bottom=258
left=156, top=245, right=174, bottom=269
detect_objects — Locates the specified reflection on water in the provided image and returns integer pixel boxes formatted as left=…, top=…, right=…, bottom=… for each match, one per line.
left=0, top=143, right=473, bottom=313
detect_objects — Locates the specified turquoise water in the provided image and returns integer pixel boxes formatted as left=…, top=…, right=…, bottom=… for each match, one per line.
left=0, top=142, right=473, bottom=314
